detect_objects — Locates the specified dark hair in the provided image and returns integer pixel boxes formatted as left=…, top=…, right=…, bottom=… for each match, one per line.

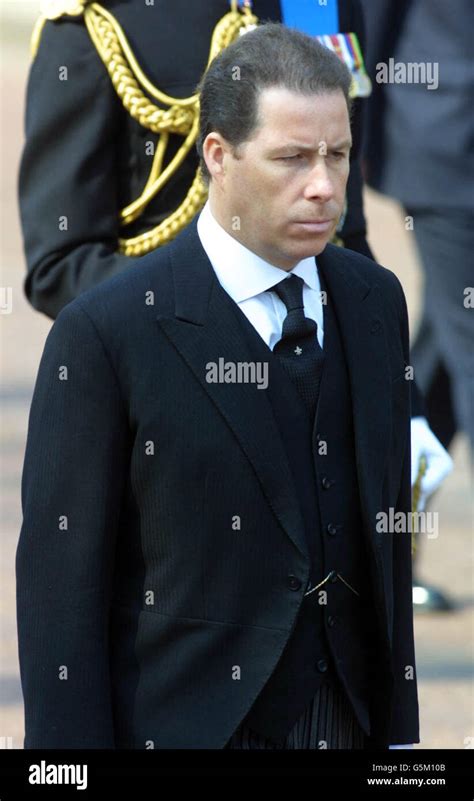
left=196, top=22, right=353, bottom=182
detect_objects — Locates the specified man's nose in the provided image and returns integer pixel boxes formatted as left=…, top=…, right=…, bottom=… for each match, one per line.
left=303, top=162, right=334, bottom=202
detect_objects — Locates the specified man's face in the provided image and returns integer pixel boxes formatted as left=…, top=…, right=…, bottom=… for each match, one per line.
left=206, top=86, right=352, bottom=269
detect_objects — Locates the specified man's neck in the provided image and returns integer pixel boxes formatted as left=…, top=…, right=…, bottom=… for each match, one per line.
left=207, top=196, right=296, bottom=272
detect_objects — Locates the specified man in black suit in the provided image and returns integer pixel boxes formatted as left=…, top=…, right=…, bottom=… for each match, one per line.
left=16, top=23, right=419, bottom=750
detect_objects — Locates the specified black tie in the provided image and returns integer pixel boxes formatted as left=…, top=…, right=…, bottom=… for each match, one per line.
left=271, top=274, right=325, bottom=418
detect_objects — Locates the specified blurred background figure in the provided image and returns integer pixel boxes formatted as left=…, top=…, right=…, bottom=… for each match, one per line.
left=18, top=0, right=374, bottom=320
left=361, top=0, right=473, bottom=609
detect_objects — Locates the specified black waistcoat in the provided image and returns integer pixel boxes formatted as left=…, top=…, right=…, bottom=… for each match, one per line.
left=224, top=261, right=381, bottom=742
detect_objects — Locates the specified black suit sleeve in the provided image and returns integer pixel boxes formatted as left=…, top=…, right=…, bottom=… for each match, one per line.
left=387, top=274, right=420, bottom=744
left=16, top=301, right=130, bottom=747
left=18, top=19, right=134, bottom=320
left=409, top=380, right=426, bottom=418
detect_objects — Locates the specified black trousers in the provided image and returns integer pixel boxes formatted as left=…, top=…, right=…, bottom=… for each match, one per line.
left=224, top=680, right=366, bottom=749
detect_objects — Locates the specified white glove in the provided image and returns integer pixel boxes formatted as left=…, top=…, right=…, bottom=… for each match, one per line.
left=410, top=417, right=454, bottom=511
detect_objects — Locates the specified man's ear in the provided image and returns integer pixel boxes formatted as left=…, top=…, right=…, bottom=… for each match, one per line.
left=202, top=132, right=229, bottom=184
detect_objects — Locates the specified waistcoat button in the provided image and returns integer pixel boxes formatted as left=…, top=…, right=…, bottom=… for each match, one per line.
left=288, top=574, right=302, bottom=591
left=316, top=658, right=328, bottom=673
left=327, top=523, right=338, bottom=536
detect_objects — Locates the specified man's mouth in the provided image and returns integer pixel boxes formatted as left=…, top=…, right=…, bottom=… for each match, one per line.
left=293, top=220, right=333, bottom=233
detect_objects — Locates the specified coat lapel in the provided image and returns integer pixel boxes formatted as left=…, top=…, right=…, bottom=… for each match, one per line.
left=155, top=220, right=309, bottom=562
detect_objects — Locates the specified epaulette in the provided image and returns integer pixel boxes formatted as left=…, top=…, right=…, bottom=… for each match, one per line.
left=31, top=2, right=91, bottom=58
left=40, top=0, right=90, bottom=20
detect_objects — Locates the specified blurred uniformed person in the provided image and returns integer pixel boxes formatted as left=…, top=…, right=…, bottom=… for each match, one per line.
left=19, top=0, right=373, bottom=320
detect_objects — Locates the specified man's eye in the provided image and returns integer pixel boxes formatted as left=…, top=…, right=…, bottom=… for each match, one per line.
left=279, top=154, right=302, bottom=161
left=331, top=151, right=346, bottom=159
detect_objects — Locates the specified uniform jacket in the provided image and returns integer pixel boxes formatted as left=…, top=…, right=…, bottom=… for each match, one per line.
left=18, top=0, right=372, bottom=320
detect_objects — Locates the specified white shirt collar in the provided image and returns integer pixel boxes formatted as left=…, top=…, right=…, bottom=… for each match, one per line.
left=197, top=201, right=321, bottom=303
